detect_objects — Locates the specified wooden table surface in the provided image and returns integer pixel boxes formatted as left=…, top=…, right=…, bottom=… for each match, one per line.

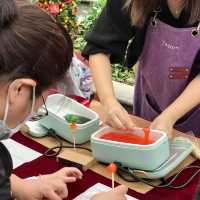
left=21, top=100, right=197, bottom=194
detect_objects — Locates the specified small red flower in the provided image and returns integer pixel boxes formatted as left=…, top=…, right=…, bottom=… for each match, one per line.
left=48, top=3, right=60, bottom=15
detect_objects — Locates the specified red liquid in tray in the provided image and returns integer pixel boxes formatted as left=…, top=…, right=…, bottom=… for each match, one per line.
left=100, top=132, right=153, bottom=145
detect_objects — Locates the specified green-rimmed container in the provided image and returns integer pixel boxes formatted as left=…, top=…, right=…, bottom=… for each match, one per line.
left=91, top=126, right=170, bottom=171
left=39, top=94, right=99, bottom=144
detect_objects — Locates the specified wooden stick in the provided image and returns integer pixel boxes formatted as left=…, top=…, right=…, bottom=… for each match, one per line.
left=112, top=173, right=115, bottom=189
left=73, top=133, right=76, bottom=150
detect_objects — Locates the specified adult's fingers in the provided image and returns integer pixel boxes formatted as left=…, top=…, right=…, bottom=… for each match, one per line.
left=109, top=111, right=126, bottom=129
left=116, top=110, right=135, bottom=130
left=109, top=109, right=135, bottom=130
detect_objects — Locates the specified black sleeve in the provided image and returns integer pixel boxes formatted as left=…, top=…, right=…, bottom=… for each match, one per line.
left=0, top=143, right=13, bottom=200
left=82, top=0, right=135, bottom=64
left=194, top=51, right=200, bottom=73
left=190, top=50, right=200, bottom=81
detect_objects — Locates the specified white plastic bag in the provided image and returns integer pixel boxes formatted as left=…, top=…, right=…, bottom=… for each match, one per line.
left=57, top=55, right=93, bottom=99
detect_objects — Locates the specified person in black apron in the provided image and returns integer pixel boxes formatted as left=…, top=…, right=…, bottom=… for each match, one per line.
left=82, top=0, right=200, bottom=137
left=0, top=1, right=128, bottom=200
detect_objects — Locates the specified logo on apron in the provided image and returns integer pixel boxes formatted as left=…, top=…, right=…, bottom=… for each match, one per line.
left=168, top=66, right=190, bottom=80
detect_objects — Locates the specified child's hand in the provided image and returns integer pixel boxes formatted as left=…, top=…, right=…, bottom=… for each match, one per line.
left=91, top=185, right=128, bottom=200
left=45, top=167, right=83, bottom=182
left=150, top=113, right=175, bottom=138
left=11, top=167, right=82, bottom=200
left=12, top=175, right=69, bottom=200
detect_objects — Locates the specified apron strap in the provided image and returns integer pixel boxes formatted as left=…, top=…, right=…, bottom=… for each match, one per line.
left=152, top=7, right=161, bottom=26
left=192, top=22, right=200, bottom=37
left=197, top=22, right=200, bottom=32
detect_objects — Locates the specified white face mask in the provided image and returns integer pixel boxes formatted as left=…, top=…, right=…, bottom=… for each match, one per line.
left=9, top=123, right=23, bottom=137
left=0, top=86, right=36, bottom=140
left=9, top=115, right=33, bottom=137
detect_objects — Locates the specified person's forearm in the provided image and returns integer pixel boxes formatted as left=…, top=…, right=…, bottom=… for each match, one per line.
left=89, top=53, right=116, bottom=104
left=162, top=74, right=200, bottom=122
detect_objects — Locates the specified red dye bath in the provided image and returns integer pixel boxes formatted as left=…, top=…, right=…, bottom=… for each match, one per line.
left=100, top=131, right=153, bottom=145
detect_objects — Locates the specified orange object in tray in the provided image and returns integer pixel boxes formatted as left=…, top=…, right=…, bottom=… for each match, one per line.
left=100, top=131, right=153, bottom=145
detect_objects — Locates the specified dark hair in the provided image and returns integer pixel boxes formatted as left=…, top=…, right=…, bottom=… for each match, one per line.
left=0, top=0, right=73, bottom=96
left=125, top=0, right=200, bottom=28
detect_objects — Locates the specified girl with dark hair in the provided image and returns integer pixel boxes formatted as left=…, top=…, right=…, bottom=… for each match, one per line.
left=82, top=0, right=200, bottom=138
left=0, top=0, right=128, bottom=199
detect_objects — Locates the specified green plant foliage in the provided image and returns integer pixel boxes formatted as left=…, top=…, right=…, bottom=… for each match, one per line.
left=74, top=0, right=134, bottom=85
left=33, top=0, right=134, bottom=85
left=74, top=0, right=106, bottom=50
left=33, top=0, right=78, bottom=39
left=112, top=64, right=135, bottom=85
